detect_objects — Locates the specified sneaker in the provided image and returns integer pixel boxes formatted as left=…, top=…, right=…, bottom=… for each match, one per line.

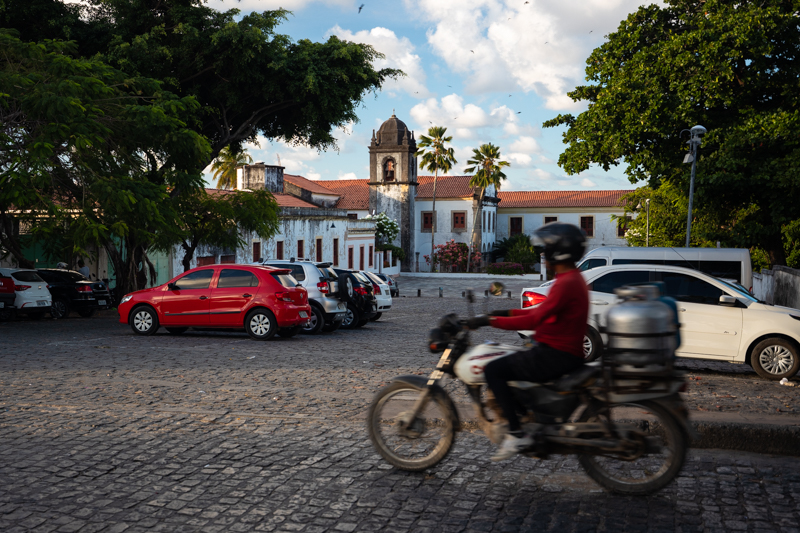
left=491, top=432, right=533, bottom=462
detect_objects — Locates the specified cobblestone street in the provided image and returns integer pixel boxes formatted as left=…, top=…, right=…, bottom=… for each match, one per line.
left=2, top=296, right=800, bottom=532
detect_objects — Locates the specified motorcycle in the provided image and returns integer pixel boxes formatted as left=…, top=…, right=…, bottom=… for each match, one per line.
left=367, top=283, right=693, bottom=495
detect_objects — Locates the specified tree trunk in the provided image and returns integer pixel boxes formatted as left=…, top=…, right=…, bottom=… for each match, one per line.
left=0, top=213, right=34, bottom=269
left=468, top=188, right=485, bottom=273
left=181, top=240, right=198, bottom=273
left=430, top=168, right=438, bottom=273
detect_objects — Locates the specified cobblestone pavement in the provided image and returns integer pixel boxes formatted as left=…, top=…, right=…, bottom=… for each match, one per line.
left=2, top=297, right=800, bottom=532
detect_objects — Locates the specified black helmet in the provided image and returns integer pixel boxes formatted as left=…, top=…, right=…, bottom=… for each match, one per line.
left=532, top=222, right=586, bottom=264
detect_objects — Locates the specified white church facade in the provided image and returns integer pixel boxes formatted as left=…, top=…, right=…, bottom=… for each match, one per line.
left=185, top=113, right=632, bottom=275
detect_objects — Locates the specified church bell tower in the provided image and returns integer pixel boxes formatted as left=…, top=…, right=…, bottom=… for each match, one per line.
left=368, top=113, right=417, bottom=271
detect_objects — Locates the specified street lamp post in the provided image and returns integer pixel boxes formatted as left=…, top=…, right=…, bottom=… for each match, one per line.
left=683, top=125, right=707, bottom=248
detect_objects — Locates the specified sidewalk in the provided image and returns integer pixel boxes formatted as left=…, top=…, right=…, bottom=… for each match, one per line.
left=396, top=274, right=544, bottom=299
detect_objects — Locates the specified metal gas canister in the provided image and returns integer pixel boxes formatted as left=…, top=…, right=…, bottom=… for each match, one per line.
left=605, top=285, right=677, bottom=374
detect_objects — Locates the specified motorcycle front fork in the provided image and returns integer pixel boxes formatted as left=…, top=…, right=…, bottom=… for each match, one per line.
left=401, top=349, right=452, bottom=428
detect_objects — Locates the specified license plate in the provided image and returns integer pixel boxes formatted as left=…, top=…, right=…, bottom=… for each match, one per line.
left=37, top=300, right=48, bottom=306
left=98, top=300, right=106, bottom=306
left=299, top=311, right=308, bottom=318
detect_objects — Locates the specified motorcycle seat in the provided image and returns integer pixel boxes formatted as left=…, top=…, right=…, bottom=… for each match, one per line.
left=551, top=364, right=601, bottom=392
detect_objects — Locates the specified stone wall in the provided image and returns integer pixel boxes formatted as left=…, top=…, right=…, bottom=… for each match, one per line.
left=753, top=266, right=800, bottom=310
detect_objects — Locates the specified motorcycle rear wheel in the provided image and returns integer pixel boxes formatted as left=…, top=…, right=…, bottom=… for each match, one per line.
left=367, top=382, right=456, bottom=471
left=577, top=399, right=687, bottom=495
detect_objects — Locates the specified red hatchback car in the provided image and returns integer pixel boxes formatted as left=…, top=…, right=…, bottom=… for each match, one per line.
left=118, top=265, right=311, bottom=340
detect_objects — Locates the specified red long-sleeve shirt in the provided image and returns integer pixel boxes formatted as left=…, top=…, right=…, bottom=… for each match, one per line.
left=490, top=268, right=589, bottom=358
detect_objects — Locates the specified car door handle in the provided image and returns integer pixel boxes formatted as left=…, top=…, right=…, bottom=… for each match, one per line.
left=199, top=296, right=208, bottom=300
left=242, top=294, right=252, bottom=298
left=679, top=308, right=686, bottom=312
left=590, top=300, right=609, bottom=305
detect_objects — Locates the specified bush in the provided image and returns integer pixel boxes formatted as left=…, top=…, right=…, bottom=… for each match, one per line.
left=487, top=262, right=524, bottom=275
left=506, top=240, right=538, bottom=264
left=424, top=240, right=481, bottom=272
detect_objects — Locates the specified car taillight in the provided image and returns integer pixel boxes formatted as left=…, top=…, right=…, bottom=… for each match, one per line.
left=275, top=291, right=293, bottom=302
left=77, top=285, right=93, bottom=293
left=354, top=286, right=368, bottom=296
left=522, top=290, right=546, bottom=308
left=317, top=281, right=329, bottom=294
left=372, top=283, right=381, bottom=295
left=15, top=285, right=31, bottom=291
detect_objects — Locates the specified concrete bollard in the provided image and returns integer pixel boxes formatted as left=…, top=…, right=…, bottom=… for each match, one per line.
left=438, top=287, right=443, bottom=298
left=462, top=291, right=465, bottom=297
left=484, top=289, right=489, bottom=297
left=507, top=290, right=512, bottom=299
left=417, top=289, right=421, bottom=297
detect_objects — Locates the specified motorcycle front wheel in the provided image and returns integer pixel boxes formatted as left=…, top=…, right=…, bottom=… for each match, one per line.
left=367, top=382, right=456, bottom=471
left=577, top=399, right=687, bottom=495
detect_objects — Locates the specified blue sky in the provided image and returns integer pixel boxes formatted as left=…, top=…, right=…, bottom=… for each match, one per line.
left=204, top=0, right=658, bottom=192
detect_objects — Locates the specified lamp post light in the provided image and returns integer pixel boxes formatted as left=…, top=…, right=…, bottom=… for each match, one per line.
left=636, top=198, right=651, bottom=247
left=682, top=125, right=707, bottom=247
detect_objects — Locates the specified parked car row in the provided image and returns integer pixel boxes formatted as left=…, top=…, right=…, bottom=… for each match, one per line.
left=117, top=261, right=397, bottom=340
left=521, top=263, right=800, bottom=380
left=0, top=267, right=112, bottom=321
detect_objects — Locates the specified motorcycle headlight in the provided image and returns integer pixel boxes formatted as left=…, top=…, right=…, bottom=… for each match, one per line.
left=120, top=294, right=133, bottom=304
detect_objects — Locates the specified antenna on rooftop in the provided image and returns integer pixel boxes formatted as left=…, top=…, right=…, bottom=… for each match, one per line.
left=276, top=154, right=282, bottom=167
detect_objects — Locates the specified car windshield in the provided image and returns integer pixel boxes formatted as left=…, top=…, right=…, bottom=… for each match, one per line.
left=61, top=271, right=88, bottom=282
left=271, top=273, right=298, bottom=288
left=12, top=271, right=44, bottom=282
left=718, top=278, right=757, bottom=302
left=364, top=272, right=382, bottom=285
left=352, top=272, right=370, bottom=284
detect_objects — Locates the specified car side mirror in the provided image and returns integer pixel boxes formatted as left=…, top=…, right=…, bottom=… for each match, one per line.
left=719, top=295, right=737, bottom=307
left=168, top=282, right=178, bottom=291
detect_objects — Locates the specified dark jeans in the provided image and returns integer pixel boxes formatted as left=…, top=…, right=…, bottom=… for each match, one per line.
left=484, top=344, right=585, bottom=432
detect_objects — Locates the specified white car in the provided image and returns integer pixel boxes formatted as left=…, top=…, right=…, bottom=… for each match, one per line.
left=0, top=268, right=52, bottom=318
left=520, top=264, right=800, bottom=380
left=361, top=271, right=392, bottom=320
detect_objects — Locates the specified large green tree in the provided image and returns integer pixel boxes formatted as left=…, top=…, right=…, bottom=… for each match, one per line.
left=544, top=0, right=800, bottom=265
left=464, top=143, right=509, bottom=270
left=0, top=30, right=208, bottom=295
left=415, top=126, right=457, bottom=271
left=154, top=189, right=280, bottom=272
left=211, top=147, right=252, bottom=190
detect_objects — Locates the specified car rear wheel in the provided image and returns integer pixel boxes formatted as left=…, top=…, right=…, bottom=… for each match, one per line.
left=245, top=308, right=277, bottom=340
left=130, top=306, right=159, bottom=336
left=166, top=327, right=188, bottom=335
left=51, top=298, right=71, bottom=319
left=341, top=303, right=360, bottom=330
left=78, top=308, right=96, bottom=318
left=370, top=312, right=382, bottom=322
left=301, top=305, right=325, bottom=335
left=751, top=338, right=800, bottom=380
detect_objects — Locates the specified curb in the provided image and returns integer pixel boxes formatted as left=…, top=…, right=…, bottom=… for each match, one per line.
left=691, top=421, right=800, bottom=456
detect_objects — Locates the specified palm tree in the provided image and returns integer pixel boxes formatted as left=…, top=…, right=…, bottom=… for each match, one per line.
left=415, top=126, right=457, bottom=272
left=210, top=147, right=252, bottom=189
left=464, top=143, right=510, bottom=271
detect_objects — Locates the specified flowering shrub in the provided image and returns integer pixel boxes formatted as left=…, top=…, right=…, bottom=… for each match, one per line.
left=487, top=262, right=524, bottom=276
left=363, top=212, right=399, bottom=244
left=424, top=240, right=481, bottom=271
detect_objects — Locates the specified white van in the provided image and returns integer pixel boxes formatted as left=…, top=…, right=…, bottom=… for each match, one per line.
left=576, top=247, right=753, bottom=292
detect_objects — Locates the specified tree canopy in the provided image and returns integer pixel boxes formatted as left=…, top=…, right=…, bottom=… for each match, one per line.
left=544, top=0, right=800, bottom=265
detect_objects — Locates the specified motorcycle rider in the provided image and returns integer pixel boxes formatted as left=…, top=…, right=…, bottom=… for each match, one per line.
left=468, top=222, right=590, bottom=461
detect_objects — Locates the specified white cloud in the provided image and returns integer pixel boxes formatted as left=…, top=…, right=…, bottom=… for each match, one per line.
left=336, top=171, right=359, bottom=180
left=410, top=95, right=523, bottom=138
left=406, top=0, right=655, bottom=109
left=328, top=26, right=431, bottom=98
left=509, top=136, right=541, bottom=155
left=580, top=178, right=597, bottom=187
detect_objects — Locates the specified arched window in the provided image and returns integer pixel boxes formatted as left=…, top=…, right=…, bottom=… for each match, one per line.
left=383, top=159, right=395, bottom=182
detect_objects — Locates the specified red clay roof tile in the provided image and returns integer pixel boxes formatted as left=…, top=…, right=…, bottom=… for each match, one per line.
left=284, top=174, right=340, bottom=196
left=318, top=179, right=370, bottom=210
left=497, top=190, right=633, bottom=208
left=416, top=175, right=475, bottom=199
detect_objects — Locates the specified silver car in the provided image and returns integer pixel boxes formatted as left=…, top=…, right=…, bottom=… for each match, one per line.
left=262, top=260, right=346, bottom=334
